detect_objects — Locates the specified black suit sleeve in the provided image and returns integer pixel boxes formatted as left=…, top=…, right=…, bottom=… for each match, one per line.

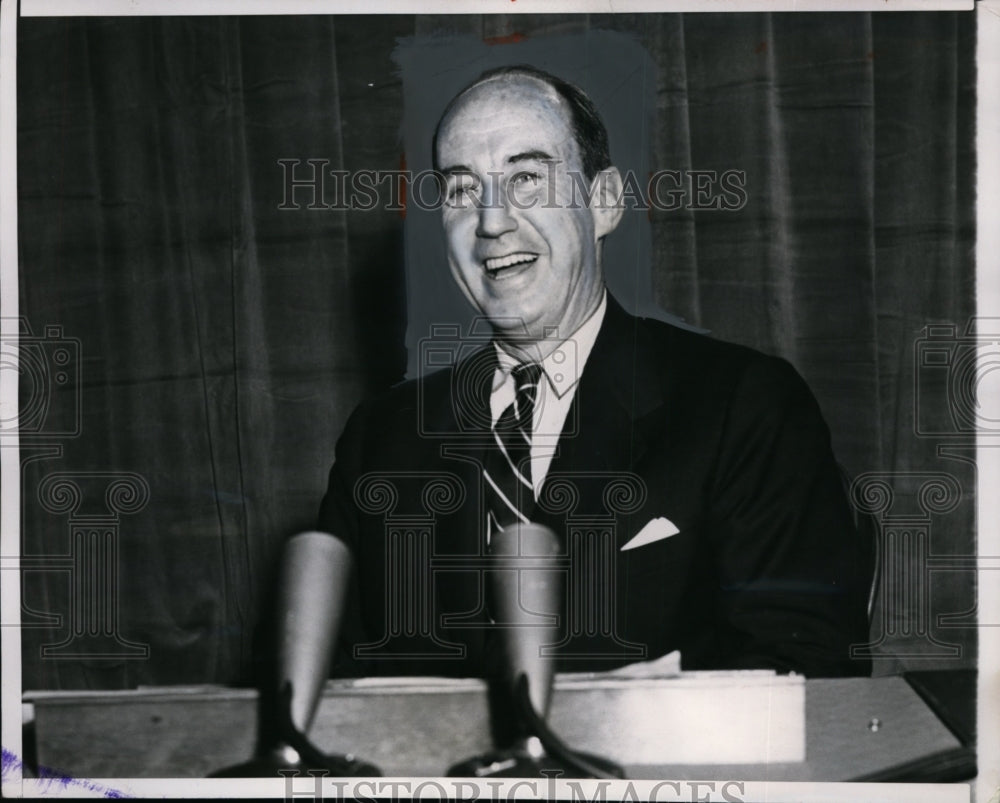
left=707, top=355, right=872, bottom=677
left=317, top=401, right=372, bottom=553
left=314, top=400, right=379, bottom=677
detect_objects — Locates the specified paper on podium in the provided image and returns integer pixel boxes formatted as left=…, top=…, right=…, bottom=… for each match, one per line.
left=551, top=656, right=806, bottom=765
left=583, top=649, right=683, bottom=678
left=349, top=655, right=805, bottom=766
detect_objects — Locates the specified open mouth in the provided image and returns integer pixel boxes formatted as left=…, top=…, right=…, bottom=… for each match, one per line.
left=483, top=252, right=538, bottom=280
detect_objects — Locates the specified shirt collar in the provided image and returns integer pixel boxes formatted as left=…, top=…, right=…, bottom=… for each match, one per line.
left=492, top=290, right=607, bottom=399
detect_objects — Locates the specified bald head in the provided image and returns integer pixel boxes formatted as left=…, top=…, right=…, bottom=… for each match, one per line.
left=433, top=65, right=611, bottom=183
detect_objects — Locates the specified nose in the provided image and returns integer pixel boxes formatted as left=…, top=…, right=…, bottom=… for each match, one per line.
left=475, top=179, right=517, bottom=238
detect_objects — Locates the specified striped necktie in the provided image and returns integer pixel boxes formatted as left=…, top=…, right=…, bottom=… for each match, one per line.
left=484, top=362, right=543, bottom=538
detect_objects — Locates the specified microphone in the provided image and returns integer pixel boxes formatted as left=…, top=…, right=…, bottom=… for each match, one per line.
left=492, top=522, right=561, bottom=720
left=210, top=531, right=380, bottom=777
left=448, top=523, right=624, bottom=779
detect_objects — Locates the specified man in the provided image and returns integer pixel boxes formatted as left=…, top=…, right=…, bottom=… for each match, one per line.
left=282, top=66, right=872, bottom=734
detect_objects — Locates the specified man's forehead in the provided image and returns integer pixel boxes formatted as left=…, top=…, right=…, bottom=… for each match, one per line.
left=458, top=72, right=563, bottom=107
left=437, top=74, right=575, bottom=160
left=441, top=75, right=570, bottom=133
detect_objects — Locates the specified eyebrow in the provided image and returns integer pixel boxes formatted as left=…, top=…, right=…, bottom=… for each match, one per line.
left=439, top=150, right=557, bottom=177
left=508, top=150, right=555, bottom=165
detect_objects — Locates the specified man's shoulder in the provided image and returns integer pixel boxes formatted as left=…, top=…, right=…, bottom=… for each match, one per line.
left=600, top=304, right=817, bottom=426
left=624, top=309, right=789, bottom=384
left=379, top=350, right=476, bottom=400
left=348, top=346, right=487, bottom=427
left=635, top=314, right=756, bottom=359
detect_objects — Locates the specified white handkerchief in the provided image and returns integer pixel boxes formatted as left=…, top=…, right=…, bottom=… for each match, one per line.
left=620, top=516, right=681, bottom=551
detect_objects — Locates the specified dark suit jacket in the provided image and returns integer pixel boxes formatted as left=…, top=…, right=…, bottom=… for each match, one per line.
left=318, top=295, right=872, bottom=678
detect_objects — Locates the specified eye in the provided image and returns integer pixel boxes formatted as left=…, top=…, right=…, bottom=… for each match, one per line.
left=507, top=171, right=544, bottom=206
left=511, top=171, right=541, bottom=187
left=445, top=173, right=481, bottom=207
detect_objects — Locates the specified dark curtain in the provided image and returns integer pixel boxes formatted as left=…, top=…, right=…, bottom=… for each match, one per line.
left=17, top=12, right=976, bottom=689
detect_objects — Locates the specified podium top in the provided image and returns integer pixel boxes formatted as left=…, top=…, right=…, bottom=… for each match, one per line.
left=23, top=673, right=971, bottom=782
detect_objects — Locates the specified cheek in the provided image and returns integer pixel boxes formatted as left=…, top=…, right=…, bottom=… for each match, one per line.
left=536, top=204, right=590, bottom=240
left=442, top=214, right=473, bottom=253
left=447, top=258, right=479, bottom=296
left=538, top=216, right=588, bottom=268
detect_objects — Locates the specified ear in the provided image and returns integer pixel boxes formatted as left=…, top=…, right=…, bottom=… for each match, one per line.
left=589, top=166, right=624, bottom=240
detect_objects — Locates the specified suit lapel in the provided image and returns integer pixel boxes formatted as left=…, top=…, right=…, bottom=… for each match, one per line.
left=542, top=295, right=667, bottom=490
left=431, top=303, right=672, bottom=537
left=427, top=345, right=496, bottom=551
left=422, top=345, right=496, bottom=438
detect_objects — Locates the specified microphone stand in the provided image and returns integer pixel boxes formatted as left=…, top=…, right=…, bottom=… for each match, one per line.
left=447, top=523, right=624, bottom=779
left=210, top=681, right=380, bottom=777
left=210, top=532, right=381, bottom=778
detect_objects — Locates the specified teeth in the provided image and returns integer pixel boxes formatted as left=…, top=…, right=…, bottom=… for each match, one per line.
left=484, top=253, right=536, bottom=272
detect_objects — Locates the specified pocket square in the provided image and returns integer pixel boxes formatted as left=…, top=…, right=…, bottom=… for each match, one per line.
left=621, top=517, right=681, bottom=551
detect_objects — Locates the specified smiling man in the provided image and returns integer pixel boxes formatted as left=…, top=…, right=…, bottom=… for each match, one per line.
left=276, top=65, right=874, bottom=740
left=433, top=69, right=622, bottom=365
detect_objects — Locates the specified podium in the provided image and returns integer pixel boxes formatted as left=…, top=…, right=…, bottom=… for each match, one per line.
left=23, top=672, right=974, bottom=781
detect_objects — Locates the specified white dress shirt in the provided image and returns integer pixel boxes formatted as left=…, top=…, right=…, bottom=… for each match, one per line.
left=489, top=291, right=608, bottom=499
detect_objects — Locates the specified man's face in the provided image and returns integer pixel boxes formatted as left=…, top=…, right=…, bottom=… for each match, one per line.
left=435, top=76, right=619, bottom=348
